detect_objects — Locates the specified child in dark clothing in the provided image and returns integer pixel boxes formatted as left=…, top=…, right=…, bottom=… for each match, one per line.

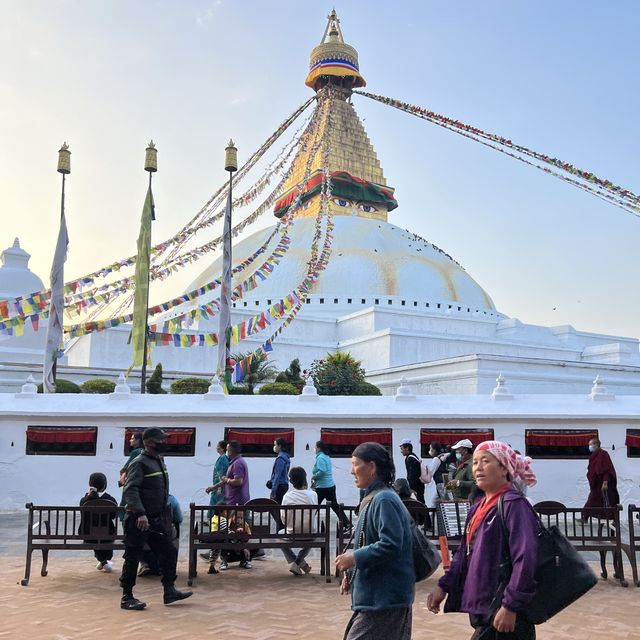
left=79, top=472, right=118, bottom=572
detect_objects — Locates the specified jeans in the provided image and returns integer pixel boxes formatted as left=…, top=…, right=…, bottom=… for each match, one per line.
left=315, top=485, right=350, bottom=527
left=119, top=514, right=178, bottom=594
left=281, top=546, right=311, bottom=565
left=271, top=483, right=289, bottom=529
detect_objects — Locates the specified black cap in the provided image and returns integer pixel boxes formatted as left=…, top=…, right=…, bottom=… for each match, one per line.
left=143, top=427, right=168, bottom=440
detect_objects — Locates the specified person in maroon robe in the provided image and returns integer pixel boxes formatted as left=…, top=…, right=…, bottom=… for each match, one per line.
left=582, top=437, right=619, bottom=520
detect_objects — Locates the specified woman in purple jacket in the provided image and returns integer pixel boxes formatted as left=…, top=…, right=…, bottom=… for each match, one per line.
left=427, top=441, right=538, bottom=639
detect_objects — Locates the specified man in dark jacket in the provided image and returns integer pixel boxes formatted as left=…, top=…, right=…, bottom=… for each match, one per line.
left=399, top=438, right=425, bottom=504
left=119, top=427, right=192, bottom=610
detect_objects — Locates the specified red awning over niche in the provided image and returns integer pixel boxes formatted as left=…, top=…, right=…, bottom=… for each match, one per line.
left=625, top=431, right=640, bottom=448
left=125, top=429, right=194, bottom=446
left=320, top=429, right=392, bottom=446
left=525, top=430, right=597, bottom=447
left=226, top=429, right=294, bottom=446
left=27, top=427, right=97, bottom=444
left=420, top=430, right=494, bottom=447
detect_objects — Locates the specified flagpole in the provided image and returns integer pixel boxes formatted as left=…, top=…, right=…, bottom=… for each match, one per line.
left=216, top=140, right=238, bottom=390
left=140, top=141, right=157, bottom=393
left=43, top=143, right=71, bottom=393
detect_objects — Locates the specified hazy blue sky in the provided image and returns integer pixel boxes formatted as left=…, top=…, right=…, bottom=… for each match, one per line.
left=1, top=1, right=639, bottom=338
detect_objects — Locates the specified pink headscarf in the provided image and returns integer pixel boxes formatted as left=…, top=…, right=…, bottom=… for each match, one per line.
left=475, top=440, right=537, bottom=487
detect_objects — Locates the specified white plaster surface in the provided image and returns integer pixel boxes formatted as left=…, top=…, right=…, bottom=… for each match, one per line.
left=1, top=392, right=638, bottom=512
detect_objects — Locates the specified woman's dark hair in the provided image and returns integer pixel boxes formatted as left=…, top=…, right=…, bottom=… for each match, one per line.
left=352, top=442, right=395, bottom=486
left=131, top=432, right=143, bottom=446
left=315, top=440, right=329, bottom=454
left=227, top=440, right=242, bottom=455
left=217, top=440, right=228, bottom=451
left=274, top=437, right=289, bottom=453
left=288, top=466, right=307, bottom=489
left=89, top=472, right=107, bottom=492
left=392, top=478, right=412, bottom=499
left=430, top=442, right=443, bottom=454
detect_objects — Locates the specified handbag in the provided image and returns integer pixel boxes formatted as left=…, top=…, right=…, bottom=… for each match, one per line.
left=359, top=489, right=440, bottom=583
left=497, top=496, right=597, bottom=624
left=410, top=517, right=441, bottom=581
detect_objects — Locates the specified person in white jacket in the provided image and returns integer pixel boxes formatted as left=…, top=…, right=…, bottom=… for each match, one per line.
left=280, top=466, right=318, bottom=575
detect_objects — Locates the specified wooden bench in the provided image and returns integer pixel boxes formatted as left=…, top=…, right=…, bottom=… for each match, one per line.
left=623, top=504, right=640, bottom=587
left=188, top=500, right=333, bottom=585
left=22, top=501, right=124, bottom=586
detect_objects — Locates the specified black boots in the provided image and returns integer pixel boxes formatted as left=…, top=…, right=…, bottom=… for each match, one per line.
left=163, top=585, right=193, bottom=605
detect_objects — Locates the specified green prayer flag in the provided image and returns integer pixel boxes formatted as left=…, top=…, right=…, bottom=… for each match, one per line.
left=129, top=185, right=154, bottom=371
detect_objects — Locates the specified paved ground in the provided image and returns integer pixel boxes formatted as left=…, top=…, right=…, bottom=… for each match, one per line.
left=1, top=511, right=639, bottom=639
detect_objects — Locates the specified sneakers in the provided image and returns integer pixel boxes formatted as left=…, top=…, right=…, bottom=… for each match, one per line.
left=137, top=562, right=152, bottom=577
left=121, top=595, right=146, bottom=610
left=289, top=561, right=303, bottom=576
left=239, top=560, right=253, bottom=569
left=163, top=587, right=193, bottom=605
left=219, top=561, right=228, bottom=571
left=199, top=552, right=212, bottom=561
left=207, top=565, right=219, bottom=575
left=299, top=561, right=312, bottom=574
left=96, top=560, right=113, bottom=572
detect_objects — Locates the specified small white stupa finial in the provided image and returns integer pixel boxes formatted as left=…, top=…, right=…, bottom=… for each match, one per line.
left=589, top=375, right=614, bottom=401
left=491, top=373, right=513, bottom=400
left=395, top=377, right=415, bottom=401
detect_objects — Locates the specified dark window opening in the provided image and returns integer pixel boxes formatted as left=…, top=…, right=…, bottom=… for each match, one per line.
left=320, top=428, right=392, bottom=458
left=525, top=429, right=597, bottom=459
left=419, top=428, right=495, bottom=458
left=26, top=426, right=97, bottom=456
left=125, top=428, right=196, bottom=457
left=224, top=427, right=295, bottom=457
left=625, top=430, right=640, bottom=458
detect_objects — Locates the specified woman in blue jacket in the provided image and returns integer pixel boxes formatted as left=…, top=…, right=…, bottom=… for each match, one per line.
left=335, top=442, right=415, bottom=640
left=312, top=440, right=351, bottom=532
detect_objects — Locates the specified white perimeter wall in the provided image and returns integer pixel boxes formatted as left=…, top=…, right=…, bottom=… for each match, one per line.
left=1, top=391, right=639, bottom=512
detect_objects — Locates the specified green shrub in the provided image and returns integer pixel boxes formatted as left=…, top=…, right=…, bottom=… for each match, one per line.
left=170, top=377, right=210, bottom=394
left=258, top=382, right=299, bottom=395
left=310, top=352, right=367, bottom=395
left=352, top=381, right=382, bottom=396
left=146, top=363, right=166, bottom=394
left=36, top=379, right=82, bottom=394
left=229, top=385, right=253, bottom=395
left=80, top=378, right=116, bottom=394
left=275, top=358, right=305, bottom=392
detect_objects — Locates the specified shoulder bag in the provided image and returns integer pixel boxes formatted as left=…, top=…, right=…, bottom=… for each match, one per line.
left=497, top=496, right=597, bottom=624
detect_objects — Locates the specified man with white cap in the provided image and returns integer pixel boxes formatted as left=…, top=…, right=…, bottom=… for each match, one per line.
left=399, top=438, right=425, bottom=504
left=446, top=439, right=475, bottom=500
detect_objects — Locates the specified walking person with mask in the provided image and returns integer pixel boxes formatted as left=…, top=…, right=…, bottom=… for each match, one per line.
left=312, top=440, right=352, bottom=534
left=446, top=439, right=476, bottom=500
left=119, top=428, right=192, bottom=610
left=267, top=438, right=290, bottom=530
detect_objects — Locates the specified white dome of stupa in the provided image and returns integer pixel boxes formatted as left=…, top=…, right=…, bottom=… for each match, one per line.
left=0, top=238, right=45, bottom=300
left=188, top=215, right=500, bottom=318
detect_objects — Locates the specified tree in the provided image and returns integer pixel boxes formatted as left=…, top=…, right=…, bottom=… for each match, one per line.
left=275, top=357, right=304, bottom=392
left=309, top=352, right=380, bottom=396
left=232, top=351, right=278, bottom=393
left=146, top=363, right=166, bottom=394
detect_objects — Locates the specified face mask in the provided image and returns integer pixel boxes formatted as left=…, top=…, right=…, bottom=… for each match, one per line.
left=273, top=446, right=279, bottom=453
left=429, top=450, right=436, bottom=457
left=588, top=445, right=596, bottom=453
left=455, top=452, right=463, bottom=461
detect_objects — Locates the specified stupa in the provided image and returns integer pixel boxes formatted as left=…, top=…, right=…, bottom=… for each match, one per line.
left=190, top=10, right=498, bottom=317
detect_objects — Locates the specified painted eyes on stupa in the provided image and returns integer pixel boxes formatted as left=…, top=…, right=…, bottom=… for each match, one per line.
left=331, top=197, right=378, bottom=213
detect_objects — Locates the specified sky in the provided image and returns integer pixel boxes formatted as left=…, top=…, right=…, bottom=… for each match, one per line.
left=1, top=1, right=639, bottom=339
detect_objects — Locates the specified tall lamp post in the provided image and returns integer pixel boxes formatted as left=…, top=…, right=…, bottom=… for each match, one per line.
left=140, top=141, right=157, bottom=393
left=216, top=140, right=238, bottom=390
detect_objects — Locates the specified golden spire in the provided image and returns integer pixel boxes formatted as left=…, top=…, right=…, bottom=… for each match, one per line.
left=305, top=9, right=366, bottom=92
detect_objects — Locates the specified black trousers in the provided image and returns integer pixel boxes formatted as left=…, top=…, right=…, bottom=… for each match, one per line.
left=316, top=485, right=350, bottom=527
left=120, top=515, right=177, bottom=593
left=272, top=483, right=289, bottom=529
left=469, top=614, right=536, bottom=640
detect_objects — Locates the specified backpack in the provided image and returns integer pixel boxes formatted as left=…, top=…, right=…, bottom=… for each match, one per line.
left=410, top=453, right=432, bottom=484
